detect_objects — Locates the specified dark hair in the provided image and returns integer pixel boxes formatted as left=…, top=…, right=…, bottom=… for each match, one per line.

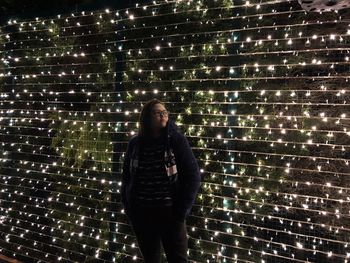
left=138, top=98, right=165, bottom=138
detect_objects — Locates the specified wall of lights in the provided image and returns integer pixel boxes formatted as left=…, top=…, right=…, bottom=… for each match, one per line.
left=0, top=0, right=349, bottom=262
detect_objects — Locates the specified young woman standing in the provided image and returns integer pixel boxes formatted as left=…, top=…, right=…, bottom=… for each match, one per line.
left=121, top=99, right=201, bottom=263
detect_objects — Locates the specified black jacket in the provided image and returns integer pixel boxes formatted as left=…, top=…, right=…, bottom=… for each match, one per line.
left=121, top=119, right=201, bottom=221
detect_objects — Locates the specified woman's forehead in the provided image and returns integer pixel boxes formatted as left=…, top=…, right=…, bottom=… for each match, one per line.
left=152, top=103, right=166, bottom=110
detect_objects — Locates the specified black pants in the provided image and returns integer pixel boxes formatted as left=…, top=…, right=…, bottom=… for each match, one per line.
left=128, top=205, right=188, bottom=263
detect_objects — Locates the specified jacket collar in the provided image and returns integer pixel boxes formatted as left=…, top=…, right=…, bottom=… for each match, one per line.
left=166, top=118, right=178, bottom=138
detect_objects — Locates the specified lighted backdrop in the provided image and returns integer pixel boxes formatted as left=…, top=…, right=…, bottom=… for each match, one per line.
left=0, top=0, right=349, bottom=262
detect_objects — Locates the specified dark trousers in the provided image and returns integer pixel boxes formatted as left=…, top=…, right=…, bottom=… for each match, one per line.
left=128, top=205, right=188, bottom=263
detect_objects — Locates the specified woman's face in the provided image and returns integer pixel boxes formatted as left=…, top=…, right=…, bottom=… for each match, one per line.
left=151, top=103, right=169, bottom=131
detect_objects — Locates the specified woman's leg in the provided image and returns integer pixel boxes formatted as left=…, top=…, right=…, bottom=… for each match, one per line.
left=161, top=208, right=188, bottom=263
left=129, top=207, right=162, bottom=263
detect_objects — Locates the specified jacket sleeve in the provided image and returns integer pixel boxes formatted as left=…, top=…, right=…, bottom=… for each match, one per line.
left=173, top=134, right=201, bottom=222
left=121, top=139, right=132, bottom=214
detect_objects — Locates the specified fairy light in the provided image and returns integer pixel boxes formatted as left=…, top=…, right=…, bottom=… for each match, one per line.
left=0, top=0, right=349, bottom=262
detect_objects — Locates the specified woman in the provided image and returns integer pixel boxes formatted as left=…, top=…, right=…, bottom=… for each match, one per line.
left=121, top=98, right=201, bottom=263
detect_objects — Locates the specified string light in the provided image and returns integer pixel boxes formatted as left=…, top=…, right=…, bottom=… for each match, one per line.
left=0, top=0, right=349, bottom=262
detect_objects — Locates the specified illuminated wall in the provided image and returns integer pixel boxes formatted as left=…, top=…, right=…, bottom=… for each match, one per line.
left=0, top=0, right=349, bottom=262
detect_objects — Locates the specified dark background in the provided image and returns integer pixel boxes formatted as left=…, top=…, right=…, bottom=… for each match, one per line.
left=0, top=0, right=151, bottom=23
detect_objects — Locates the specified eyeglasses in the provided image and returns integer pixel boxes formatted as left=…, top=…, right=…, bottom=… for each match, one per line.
left=152, top=110, right=169, bottom=117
